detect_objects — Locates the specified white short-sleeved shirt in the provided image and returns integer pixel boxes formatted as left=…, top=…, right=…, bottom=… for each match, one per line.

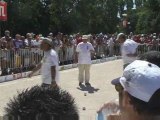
left=76, top=42, right=94, bottom=64
left=41, top=49, right=59, bottom=85
left=121, top=39, right=139, bottom=64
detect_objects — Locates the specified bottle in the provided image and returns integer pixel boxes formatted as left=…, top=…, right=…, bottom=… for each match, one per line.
left=97, top=111, right=104, bottom=120
left=101, top=99, right=120, bottom=120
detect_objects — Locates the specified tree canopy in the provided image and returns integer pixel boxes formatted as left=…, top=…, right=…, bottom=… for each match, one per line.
left=0, top=0, right=160, bottom=36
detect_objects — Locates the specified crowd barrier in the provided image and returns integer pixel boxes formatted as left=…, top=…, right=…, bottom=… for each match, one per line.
left=0, top=44, right=160, bottom=82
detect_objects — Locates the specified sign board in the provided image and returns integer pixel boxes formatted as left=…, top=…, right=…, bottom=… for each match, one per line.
left=0, top=1, right=7, bottom=21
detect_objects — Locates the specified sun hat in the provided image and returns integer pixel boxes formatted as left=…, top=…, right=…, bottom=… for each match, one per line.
left=42, top=38, right=53, bottom=46
left=116, top=33, right=125, bottom=41
left=82, top=35, right=89, bottom=40
left=111, top=60, right=160, bottom=102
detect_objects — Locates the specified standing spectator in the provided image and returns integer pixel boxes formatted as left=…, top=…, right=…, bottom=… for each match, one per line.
left=67, top=36, right=74, bottom=64
left=25, top=33, right=34, bottom=49
left=13, top=34, right=23, bottom=50
left=32, top=35, right=41, bottom=48
left=24, top=33, right=35, bottom=68
left=149, top=36, right=159, bottom=51
left=28, top=38, right=59, bottom=87
left=20, top=36, right=26, bottom=48
left=76, top=35, right=95, bottom=86
left=107, top=35, right=115, bottom=57
left=13, top=34, right=23, bottom=70
left=0, top=30, right=14, bottom=75
left=53, top=32, right=63, bottom=63
left=75, top=33, right=82, bottom=45
left=95, top=34, right=105, bottom=59
left=62, top=35, right=69, bottom=64
left=116, top=33, right=139, bottom=68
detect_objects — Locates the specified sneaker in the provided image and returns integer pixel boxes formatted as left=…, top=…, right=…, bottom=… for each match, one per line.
left=85, top=82, right=91, bottom=86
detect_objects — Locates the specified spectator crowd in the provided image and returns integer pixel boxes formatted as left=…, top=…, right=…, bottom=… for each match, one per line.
left=0, top=30, right=160, bottom=76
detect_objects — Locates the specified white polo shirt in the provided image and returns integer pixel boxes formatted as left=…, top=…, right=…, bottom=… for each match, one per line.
left=76, top=42, right=94, bottom=64
left=121, top=39, right=139, bottom=64
left=41, top=49, right=59, bottom=85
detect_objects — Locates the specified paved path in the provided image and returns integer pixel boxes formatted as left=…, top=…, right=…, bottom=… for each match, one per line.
left=0, top=59, right=123, bottom=120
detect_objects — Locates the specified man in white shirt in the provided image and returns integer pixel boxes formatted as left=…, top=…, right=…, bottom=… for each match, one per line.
left=76, top=35, right=95, bottom=86
left=116, top=33, right=138, bottom=68
left=28, top=38, right=59, bottom=88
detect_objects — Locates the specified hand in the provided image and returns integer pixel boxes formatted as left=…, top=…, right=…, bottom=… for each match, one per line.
left=97, top=101, right=119, bottom=114
left=51, top=81, right=57, bottom=88
left=28, top=72, right=33, bottom=78
left=107, top=114, right=121, bottom=120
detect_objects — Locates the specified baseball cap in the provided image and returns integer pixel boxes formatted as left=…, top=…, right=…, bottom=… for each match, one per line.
left=82, top=35, right=89, bottom=40
left=42, top=38, right=53, bottom=46
left=111, top=60, right=160, bottom=102
left=116, top=33, right=125, bottom=41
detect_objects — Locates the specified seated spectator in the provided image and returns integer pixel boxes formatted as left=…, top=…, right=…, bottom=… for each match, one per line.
left=5, top=85, right=79, bottom=120
left=109, top=60, right=160, bottom=120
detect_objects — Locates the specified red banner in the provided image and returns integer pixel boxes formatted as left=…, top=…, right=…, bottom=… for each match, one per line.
left=0, top=1, right=7, bottom=21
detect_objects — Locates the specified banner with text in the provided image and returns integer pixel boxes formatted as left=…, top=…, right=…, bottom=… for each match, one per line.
left=0, top=1, right=7, bottom=21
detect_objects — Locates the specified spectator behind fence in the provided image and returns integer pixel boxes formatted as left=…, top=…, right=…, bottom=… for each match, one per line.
left=0, top=30, right=15, bottom=75
left=108, top=60, right=160, bottom=120
left=5, top=86, right=79, bottom=120
left=25, top=33, right=34, bottom=49
left=116, top=33, right=139, bottom=68
left=53, top=33, right=63, bottom=62
left=13, top=34, right=24, bottom=50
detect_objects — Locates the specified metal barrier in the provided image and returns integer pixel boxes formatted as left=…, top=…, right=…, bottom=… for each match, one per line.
left=0, top=44, right=160, bottom=76
left=0, top=48, right=43, bottom=76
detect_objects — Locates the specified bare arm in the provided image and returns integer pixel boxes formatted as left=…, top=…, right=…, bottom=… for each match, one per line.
left=50, top=66, right=57, bottom=87
left=51, top=66, right=56, bottom=82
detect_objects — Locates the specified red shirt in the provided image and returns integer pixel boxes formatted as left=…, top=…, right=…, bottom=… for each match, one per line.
left=76, top=37, right=82, bottom=45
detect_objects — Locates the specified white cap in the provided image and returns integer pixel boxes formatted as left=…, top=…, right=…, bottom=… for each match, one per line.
left=116, top=33, right=125, bottom=41
left=42, top=38, right=53, bottom=46
left=119, top=60, right=160, bottom=102
left=82, top=35, right=89, bottom=40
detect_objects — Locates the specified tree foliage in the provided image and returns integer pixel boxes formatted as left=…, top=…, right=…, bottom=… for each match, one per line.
left=1, top=0, right=119, bottom=35
left=1, top=0, right=160, bottom=35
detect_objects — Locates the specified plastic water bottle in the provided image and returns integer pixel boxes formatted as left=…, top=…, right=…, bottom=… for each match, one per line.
left=97, top=111, right=104, bottom=120
left=97, top=99, right=120, bottom=120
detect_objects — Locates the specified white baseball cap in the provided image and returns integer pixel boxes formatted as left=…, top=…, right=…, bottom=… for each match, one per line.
left=112, top=60, right=160, bottom=102
left=82, top=35, right=89, bottom=40
left=116, top=33, right=125, bottom=41
left=42, top=38, right=53, bottom=46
